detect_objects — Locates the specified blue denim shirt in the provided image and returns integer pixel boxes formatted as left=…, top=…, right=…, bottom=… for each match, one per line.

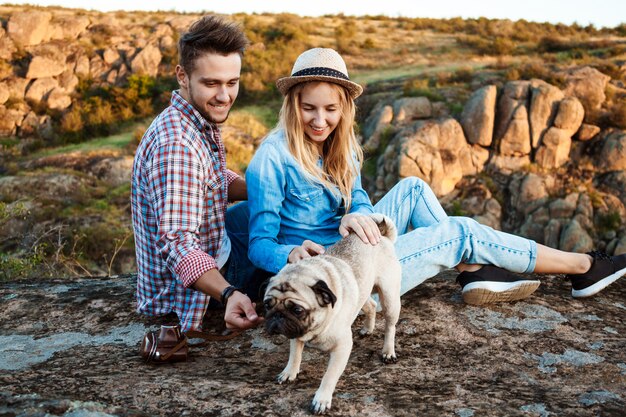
left=246, top=129, right=374, bottom=273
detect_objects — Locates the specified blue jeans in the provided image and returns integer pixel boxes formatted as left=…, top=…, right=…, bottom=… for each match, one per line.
left=373, top=178, right=538, bottom=296
left=224, top=202, right=272, bottom=300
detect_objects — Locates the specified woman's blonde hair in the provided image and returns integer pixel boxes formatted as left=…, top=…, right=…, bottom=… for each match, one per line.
left=278, top=81, right=363, bottom=210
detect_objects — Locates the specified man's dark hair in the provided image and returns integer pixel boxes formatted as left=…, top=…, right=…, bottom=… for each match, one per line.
left=179, top=15, right=249, bottom=75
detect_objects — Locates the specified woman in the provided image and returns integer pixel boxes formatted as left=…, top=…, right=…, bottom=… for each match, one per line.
left=245, top=48, right=625, bottom=305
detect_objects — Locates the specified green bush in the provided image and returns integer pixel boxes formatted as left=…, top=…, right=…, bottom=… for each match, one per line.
left=239, top=14, right=311, bottom=101
left=55, top=74, right=174, bottom=144
left=403, top=81, right=444, bottom=101
left=457, top=35, right=517, bottom=56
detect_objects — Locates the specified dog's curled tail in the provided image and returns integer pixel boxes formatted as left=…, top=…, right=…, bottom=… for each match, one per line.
left=369, top=213, right=398, bottom=243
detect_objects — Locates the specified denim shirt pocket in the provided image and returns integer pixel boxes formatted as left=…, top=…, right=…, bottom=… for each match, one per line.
left=286, top=183, right=327, bottom=224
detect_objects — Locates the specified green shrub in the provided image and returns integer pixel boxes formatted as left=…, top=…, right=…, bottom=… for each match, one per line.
left=55, top=74, right=173, bottom=144
left=449, top=200, right=468, bottom=216
left=597, top=211, right=622, bottom=233
left=0, top=249, right=45, bottom=281
left=403, top=79, right=444, bottom=101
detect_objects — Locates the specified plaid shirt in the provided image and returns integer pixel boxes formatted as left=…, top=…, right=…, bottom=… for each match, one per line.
left=131, top=90, right=239, bottom=331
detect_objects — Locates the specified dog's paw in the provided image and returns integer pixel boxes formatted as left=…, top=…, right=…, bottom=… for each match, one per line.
left=276, top=369, right=299, bottom=384
left=381, top=352, right=398, bottom=364
left=311, top=392, right=332, bottom=414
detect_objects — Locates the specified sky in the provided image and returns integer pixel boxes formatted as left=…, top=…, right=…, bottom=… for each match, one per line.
left=6, top=0, right=626, bottom=29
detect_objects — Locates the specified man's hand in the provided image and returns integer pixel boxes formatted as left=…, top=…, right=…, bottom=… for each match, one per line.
left=288, top=240, right=325, bottom=263
left=339, top=213, right=381, bottom=245
left=224, top=291, right=263, bottom=330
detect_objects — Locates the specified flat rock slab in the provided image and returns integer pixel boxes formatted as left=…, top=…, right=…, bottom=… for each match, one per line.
left=1, top=272, right=625, bottom=416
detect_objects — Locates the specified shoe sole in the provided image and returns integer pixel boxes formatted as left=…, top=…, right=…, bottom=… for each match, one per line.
left=571, top=266, right=626, bottom=298
left=462, top=280, right=541, bottom=305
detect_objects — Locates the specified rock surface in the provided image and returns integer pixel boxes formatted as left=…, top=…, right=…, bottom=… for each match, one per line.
left=1, top=273, right=625, bottom=416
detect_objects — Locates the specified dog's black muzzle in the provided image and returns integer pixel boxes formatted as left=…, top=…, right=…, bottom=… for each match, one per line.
left=265, top=310, right=306, bottom=339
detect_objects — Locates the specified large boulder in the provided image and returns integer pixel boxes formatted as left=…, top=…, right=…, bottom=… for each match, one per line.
left=392, top=118, right=469, bottom=196
left=130, top=44, right=162, bottom=78
left=467, top=144, right=490, bottom=175
left=594, top=170, right=626, bottom=208
left=26, top=55, right=67, bottom=79
left=0, top=82, right=9, bottom=105
left=562, top=66, right=611, bottom=112
left=498, top=105, right=531, bottom=156
left=361, top=102, right=393, bottom=151
left=19, top=111, right=42, bottom=137
left=89, top=55, right=107, bottom=79
left=549, top=193, right=579, bottom=219
left=597, top=130, right=626, bottom=172
left=543, top=218, right=562, bottom=249
left=24, top=78, right=59, bottom=103
left=4, top=77, right=29, bottom=101
left=553, top=96, right=585, bottom=135
left=49, top=15, right=90, bottom=40
left=7, top=11, right=52, bottom=46
left=510, top=173, right=550, bottom=217
left=392, top=97, right=432, bottom=123
left=47, top=88, right=72, bottom=111
left=90, top=156, right=134, bottom=187
left=494, top=80, right=531, bottom=142
left=0, top=105, right=24, bottom=136
left=0, top=27, right=17, bottom=60
left=575, top=123, right=601, bottom=141
left=559, top=219, right=594, bottom=253
left=529, top=79, right=563, bottom=148
left=460, top=85, right=496, bottom=147
left=535, top=127, right=572, bottom=169
left=58, top=70, right=79, bottom=93
left=103, top=48, right=121, bottom=66
left=74, top=55, right=90, bottom=78
left=519, top=207, right=550, bottom=243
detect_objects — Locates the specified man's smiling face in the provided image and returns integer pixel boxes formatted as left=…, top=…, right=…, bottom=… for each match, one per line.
left=176, top=51, right=241, bottom=124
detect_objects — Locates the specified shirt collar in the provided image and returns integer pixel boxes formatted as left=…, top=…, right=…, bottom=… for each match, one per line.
left=170, top=90, right=218, bottom=135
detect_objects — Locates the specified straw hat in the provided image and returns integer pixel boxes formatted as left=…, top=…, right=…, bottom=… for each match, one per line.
left=276, top=48, right=363, bottom=99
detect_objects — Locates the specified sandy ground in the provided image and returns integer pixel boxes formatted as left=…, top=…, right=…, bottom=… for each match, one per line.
left=1, top=272, right=625, bottom=416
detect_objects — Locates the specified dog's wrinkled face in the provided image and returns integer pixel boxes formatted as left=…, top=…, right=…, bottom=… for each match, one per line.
left=264, top=261, right=337, bottom=339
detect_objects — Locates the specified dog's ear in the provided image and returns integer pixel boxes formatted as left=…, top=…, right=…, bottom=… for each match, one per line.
left=311, top=280, right=337, bottom=308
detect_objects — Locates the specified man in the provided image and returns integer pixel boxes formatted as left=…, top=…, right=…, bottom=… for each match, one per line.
left=131, top=15, right=264, bottom=333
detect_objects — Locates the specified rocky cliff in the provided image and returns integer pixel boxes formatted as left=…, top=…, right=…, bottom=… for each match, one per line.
left=0, top=7, right=191, bottom=139
left=361, top=68, right=626, bottom=257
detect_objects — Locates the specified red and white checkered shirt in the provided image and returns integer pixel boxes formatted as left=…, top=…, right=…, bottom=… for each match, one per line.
left=131, top=90, right=239, bottom=331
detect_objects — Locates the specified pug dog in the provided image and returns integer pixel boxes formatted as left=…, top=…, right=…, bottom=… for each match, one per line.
left=263, top=213, right=402, bottom=414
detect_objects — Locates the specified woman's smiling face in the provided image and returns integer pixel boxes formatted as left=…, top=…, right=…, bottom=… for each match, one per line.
left=298, top=82, right=342, bottom=152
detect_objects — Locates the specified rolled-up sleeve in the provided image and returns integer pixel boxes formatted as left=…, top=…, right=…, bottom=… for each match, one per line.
left=246, top=142, right=297, bottom=273
left=148, top=142, right=218, bottom=287
left=225, top=169, right=240, bottom=186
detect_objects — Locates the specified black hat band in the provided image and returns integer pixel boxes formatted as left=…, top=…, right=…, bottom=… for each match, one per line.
left=291, top=67, right=349, bottom=80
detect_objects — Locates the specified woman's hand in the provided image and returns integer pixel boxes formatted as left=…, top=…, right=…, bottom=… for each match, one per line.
left=288, top=240, right=325, bottom=263
left=339, top=213, right=381, bottom=245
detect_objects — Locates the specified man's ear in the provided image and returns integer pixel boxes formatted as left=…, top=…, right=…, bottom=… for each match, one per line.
left=175, top=65, right=188, bottom=89
left=311, top=280, right=337, bottom=308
